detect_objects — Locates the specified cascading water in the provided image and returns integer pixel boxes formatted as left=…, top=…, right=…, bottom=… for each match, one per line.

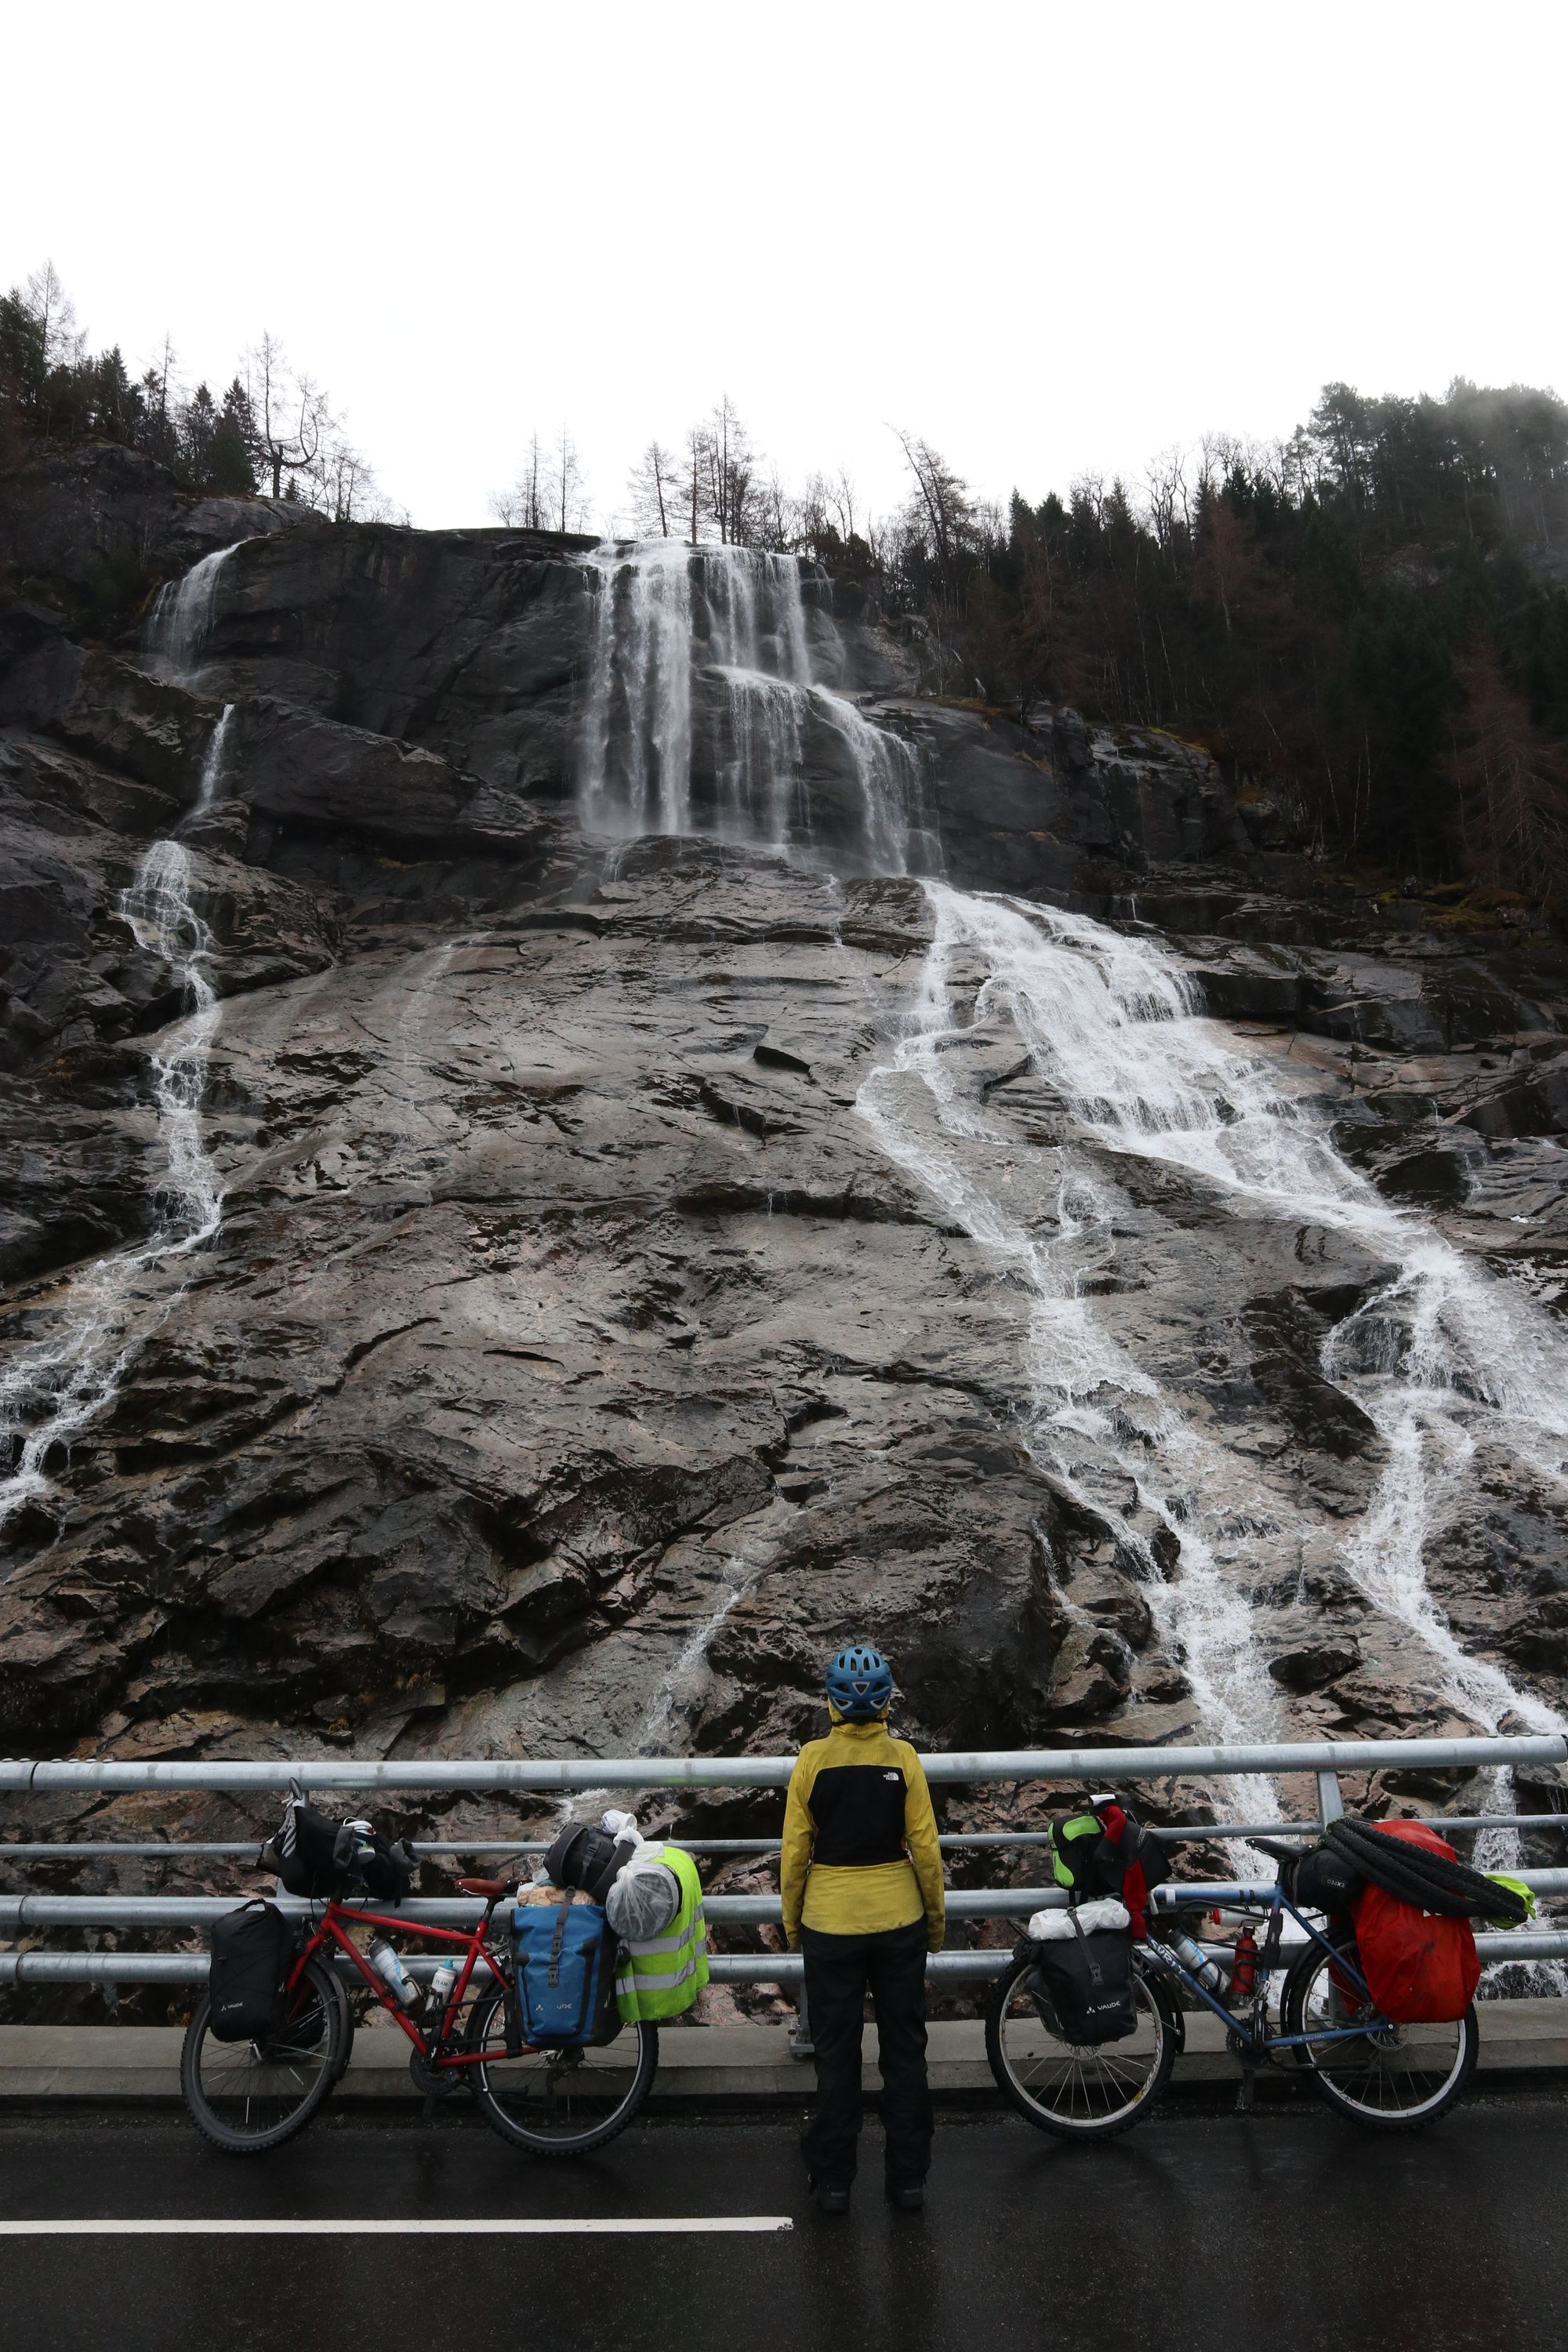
left=633, top=1563, right=753, bottom=1752
left=143, top=541, right=245, bottom=679
left=578, top=542, right=935, bottom=872
left=0, top=705, right=234, bottom=1538
left=858, top=879, right=1568, bottom=1824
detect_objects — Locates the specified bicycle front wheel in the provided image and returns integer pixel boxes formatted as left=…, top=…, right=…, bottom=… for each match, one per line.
left=985, top=1953, right=1175, bottom=2139
left=1281, top=1922, right=1477, bottom=2129
left=467, top=1988, right=658, bottom=2155
left=180, top=1953, right=347, bottom=2154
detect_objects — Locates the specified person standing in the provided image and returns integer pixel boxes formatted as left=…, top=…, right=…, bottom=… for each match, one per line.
left=781, top=1645, right=946, bottom=2214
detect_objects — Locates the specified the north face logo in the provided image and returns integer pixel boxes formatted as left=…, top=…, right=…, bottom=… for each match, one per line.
left=884, top=1771, right=901, bottom=1783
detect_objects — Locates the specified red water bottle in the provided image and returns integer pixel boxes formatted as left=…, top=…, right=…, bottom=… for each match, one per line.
left=1229, top=1926, right=1258, bottom=2006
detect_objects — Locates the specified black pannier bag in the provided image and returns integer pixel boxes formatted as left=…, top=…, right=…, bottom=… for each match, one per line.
left=1025, top=1916, right=1138, bottom=2045
left=209, top=1899, right=294, bottom=2045
left=260, top=1799, right=415, bottom=1905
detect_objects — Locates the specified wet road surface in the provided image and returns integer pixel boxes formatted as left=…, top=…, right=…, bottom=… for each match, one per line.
left=0, top=2096, right=1563, bottom=2352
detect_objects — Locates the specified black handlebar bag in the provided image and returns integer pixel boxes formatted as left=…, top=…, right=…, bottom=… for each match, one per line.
left=208, top=1900, right=295, bottom=2044
left=260, top=1799, right=414, bottom=1904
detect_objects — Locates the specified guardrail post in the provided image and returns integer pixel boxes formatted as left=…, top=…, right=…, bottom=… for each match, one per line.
left=1317, top=1769, right=1345, bottom=1827
left=789, top=1980, right=814, bottom=2060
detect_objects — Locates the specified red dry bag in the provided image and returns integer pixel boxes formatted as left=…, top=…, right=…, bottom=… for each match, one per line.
left=1350, top=1820, right=1480, bottom=2024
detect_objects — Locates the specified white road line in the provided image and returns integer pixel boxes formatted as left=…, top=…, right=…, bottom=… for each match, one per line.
left=0, top=2216, right=793, bottom=2236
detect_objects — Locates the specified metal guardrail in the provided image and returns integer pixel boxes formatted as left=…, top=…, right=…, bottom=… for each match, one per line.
left=4, top=1734, right=1566, bottom=1989
left=4, top=1732, right=1565, bottom=1792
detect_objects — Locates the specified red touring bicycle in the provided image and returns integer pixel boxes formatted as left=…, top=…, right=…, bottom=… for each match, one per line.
left=180, top=1870, right=657, bottom=2157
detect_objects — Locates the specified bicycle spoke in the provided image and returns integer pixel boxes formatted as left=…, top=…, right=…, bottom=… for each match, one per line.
left=995, top=1963, right=1167, bottom=2133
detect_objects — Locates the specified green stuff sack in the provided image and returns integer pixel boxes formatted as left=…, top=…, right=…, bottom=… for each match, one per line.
left=1484, top=1873, right=1537, bottom=1927
left=1047, top=1813, right=1122, bottom=1900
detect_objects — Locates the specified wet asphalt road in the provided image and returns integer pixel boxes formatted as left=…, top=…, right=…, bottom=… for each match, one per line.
left=0, top=2097, right=1564, bottom=2352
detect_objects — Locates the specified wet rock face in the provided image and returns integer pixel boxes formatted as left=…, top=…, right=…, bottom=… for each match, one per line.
left=2, top=458, right=1567, bottom=1835
left=0, top=443, right=310, bottom=633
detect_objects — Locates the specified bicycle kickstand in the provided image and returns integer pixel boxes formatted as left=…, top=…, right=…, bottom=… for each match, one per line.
left=1235, top=2051, right=1258, bottom=2116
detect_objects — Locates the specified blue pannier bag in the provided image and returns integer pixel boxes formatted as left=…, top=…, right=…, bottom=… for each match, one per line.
left=514, top=1896, right=612, bottom=2045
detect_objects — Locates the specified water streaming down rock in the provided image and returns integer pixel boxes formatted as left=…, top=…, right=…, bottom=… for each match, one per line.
left=0, top=706, right=232, bottom=1537
left=861, top=881, right=1568, bottom=1770
left=634, top=1564, right=753, bottom=1752
left=578, top=543, right=935, bottom=871
left=855, top=891, right=1287, bottom=1821
left=143, top=542, right=245, bottom=679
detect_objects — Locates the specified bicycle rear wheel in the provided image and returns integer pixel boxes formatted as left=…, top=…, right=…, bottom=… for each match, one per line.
left=467, top=1987, right=658, bottom=2155
left=180, top=1953, right=347, bottom=2154
left=985, top=1953, right=1175, bottom=2139
left=1282, top=1922, right=1477, bottom=2129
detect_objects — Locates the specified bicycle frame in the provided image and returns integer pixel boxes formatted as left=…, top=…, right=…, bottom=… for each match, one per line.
left=289, top=1900, right=513, bottom=2071
left=1143, top=1882, right=1385, bottom=2056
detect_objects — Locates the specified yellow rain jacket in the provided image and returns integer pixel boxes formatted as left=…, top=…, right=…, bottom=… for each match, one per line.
left=780, top=1715, right=946, bottom=1951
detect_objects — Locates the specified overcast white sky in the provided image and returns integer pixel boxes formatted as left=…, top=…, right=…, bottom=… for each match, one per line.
left=5, top=0, right=1565, bottom=533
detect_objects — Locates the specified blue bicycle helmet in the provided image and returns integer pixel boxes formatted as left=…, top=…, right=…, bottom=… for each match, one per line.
left=825, top=1645, right=894, bottom=1721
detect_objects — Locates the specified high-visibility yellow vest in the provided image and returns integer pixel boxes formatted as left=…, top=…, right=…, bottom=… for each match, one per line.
left=614, top=1842, right=710, bottom=2023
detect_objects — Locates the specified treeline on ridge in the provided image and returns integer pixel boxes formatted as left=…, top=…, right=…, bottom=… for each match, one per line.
left=0, top=262, right=394, bottom=521
left=5, top=258, right=1566, bottom=899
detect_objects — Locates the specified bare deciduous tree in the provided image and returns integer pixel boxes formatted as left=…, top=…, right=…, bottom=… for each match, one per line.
left=489, top=431, right=549, bottom=529
left=247, top=333, right=331, bottom=500
left=703, top=394, right=757, bottom=545
left=1446, top=641, right=1568, bottom=893
left=629, top=439, right=677, bottom=537
left=24, top=260, right=85, bottom=369
left=546, top=425, right=590, bottom=534
left=893, top=427, right=977, bottom=593
left=678, top=423, right=710, bottom=543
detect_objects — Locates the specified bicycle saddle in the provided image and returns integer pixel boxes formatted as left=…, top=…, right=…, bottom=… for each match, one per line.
left=456, top=1876, right=510, bottom=1899
left=1251, top=1838, right=1308, bottom=1869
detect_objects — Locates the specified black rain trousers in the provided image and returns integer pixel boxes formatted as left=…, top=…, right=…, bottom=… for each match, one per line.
left=799, top=1920, right=933, bottom=2190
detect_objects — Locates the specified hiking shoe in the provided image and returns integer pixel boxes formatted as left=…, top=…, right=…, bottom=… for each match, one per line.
left=810, top=2179, right=851, bottom=2216
left=887, top=2181, right=925, bottom=2212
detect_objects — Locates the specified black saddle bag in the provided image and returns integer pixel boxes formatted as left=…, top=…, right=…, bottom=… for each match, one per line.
left=209, top=1899, right=295, bottom=2045
left=1292, top=1840, right=1364, bottom=1914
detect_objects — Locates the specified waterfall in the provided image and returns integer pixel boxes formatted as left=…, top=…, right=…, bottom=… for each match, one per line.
left=858, top=880, right=1568, bottom=1776
left=856, top=892, right=1287, bottom=1820
left=578, top=542, right=933, bottom=872
left=194, top=702, right=234, bottom=810
left=0, top=709, right=232, bottom=1539
left=633, top=1567, right=752, bottom=1752
left=143, top=541, right=245, bottom=679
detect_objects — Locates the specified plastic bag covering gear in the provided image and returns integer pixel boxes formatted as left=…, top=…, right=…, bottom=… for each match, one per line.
left=1349, top=1820, right=1481, bottom=2024
left=1026, top=1897, right=1131, bottom=1941
left=605, top=1857, right=683, bottom=1942
left=615, top=1842, right=710, bottom=2023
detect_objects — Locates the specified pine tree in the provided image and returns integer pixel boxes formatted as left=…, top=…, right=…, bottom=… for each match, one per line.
left=207, top=379, right=258, bottom=494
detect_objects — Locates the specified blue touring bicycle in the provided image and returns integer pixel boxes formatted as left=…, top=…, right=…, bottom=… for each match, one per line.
left=985, top=1836, right=1479, bottom=2138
